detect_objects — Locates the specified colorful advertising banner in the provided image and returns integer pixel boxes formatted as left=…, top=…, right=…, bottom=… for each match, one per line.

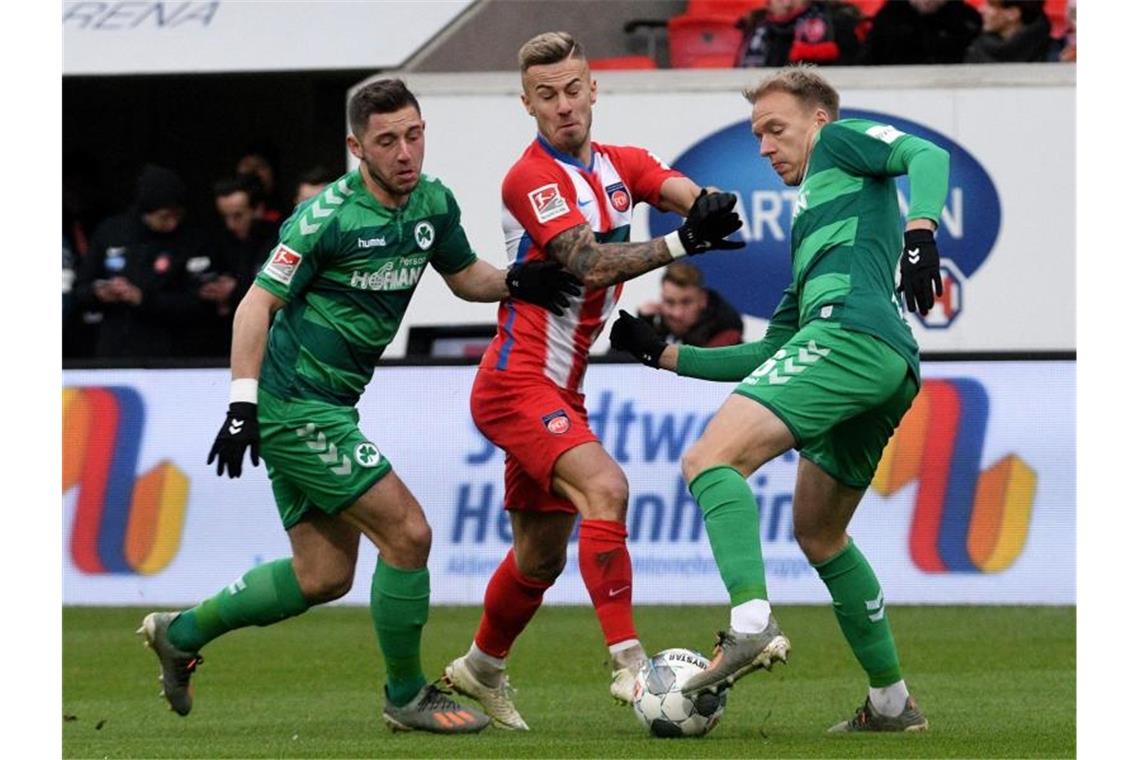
left=63, top=362, right=1074, bottom=606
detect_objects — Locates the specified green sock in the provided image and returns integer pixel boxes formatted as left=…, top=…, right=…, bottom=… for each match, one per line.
left=814, top=539, right=902, bottom=687
left=690, top=465, right=768, bottom=606
left=372, top=559, right=429, bottom=707
left=167, top=558, right=309, bottom=652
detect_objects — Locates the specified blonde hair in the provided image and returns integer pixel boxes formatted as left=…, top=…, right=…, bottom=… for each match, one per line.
left=517, top=31, right=586, bottom=73
left=743, top=64, right=840, bottom=121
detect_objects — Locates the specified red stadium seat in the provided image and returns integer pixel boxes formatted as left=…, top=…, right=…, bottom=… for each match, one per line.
left=668, top=13, right=745, bottom=68
left=686, top=0, right=768, bottom=22
left=589, top=55, right=659, bottom=70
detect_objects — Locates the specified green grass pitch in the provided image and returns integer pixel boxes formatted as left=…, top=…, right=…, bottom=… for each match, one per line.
left=63, top=604, right=1074, bottom=758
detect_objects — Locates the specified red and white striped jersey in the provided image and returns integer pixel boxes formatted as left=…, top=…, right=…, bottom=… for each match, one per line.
left=479, top=135, right=683, bottom=391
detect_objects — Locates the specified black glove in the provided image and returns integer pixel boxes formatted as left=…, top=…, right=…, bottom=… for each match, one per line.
left=207, top=402, right=260, bottom=478
left=676, top=189, right=746, bottom=255
left=897, top=228, right=943, bottom=314
left=507, top=260, right=582, bottom=316
left=609, top=309, right=667, bottom=368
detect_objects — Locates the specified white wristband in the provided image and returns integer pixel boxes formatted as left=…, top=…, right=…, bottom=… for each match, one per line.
left=230, top=378, right=259, bottom=404
left=664, top=231, right=688, bottom=259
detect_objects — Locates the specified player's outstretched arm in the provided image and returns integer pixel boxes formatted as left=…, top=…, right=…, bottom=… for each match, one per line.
left=442, top=258, right=581, bottom=315
left=207, top=284, right=284, bottom=478
left=547, top=189, right=744, bottom=290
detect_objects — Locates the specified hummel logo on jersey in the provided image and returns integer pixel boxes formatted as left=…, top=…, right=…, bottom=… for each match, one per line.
left=227, top=420, right=244, bottom=435
left=529, top=183, right=570, bottom=223
left=907, top=248, right=921, bottom=264
left=358, top=237, right=387, bottom=248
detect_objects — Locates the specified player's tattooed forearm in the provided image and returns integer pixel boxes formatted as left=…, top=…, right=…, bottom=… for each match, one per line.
left=547, top=224, right=672, bottom=289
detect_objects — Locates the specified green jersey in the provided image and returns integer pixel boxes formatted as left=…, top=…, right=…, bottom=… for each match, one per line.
left=773, top=118, right=949, bottom=380
left=254, top=170, right=477, bottom=406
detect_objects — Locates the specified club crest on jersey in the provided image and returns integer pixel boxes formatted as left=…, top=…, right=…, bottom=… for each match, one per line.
left=528, top=183, right=570, bottom=223
left=414, top=221, right=435, bottom=250
left=264, top=244, right=302, bottom=286
left=605, top=181, right=631, bottom=213
left=542, top=409, right=571, bottom=435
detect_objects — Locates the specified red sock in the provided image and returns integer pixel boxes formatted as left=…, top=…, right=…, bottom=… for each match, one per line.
left=474, top=549, right=552, bottom=658
left=578, top=519, right=637, bottom=646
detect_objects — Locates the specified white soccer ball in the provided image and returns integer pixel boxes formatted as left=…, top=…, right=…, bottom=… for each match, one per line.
left=632, top=648, right=727, bottom=738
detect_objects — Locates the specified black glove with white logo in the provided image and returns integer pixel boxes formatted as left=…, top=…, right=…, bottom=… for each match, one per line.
left=675, top=189, right=746, bottom=255
left=507, top=260, right=582, bottom=316
left=897, top=228, right=943, bottom=314
left=609, top=309, right=667, bottom=369
left=207, top=402, right=260, bottom=478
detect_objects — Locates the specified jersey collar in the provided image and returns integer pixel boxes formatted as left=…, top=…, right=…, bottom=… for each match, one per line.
left=536, top=133, right=595, bottom=172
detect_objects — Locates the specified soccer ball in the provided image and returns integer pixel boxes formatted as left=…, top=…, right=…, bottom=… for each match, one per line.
left=632, top=648, right=727, bottom=738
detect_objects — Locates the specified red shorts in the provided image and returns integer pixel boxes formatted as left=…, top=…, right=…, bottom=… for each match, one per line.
left=469, top=369, right=597, bottom=514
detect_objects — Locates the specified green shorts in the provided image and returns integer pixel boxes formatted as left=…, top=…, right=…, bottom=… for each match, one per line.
left=733, top=320, right=918, bottom=489
left=258, top=391, right=392, bottom=529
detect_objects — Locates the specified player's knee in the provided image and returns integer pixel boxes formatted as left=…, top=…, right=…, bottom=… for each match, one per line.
left=794, top=526, right=841, bottom=565
left=681, top=445, right=716, bottom=483
left=298, top=566, right=354, bottom=604
left=403, top=517, right=433, bottom=559
left=584, top=473, right=629, bottom=520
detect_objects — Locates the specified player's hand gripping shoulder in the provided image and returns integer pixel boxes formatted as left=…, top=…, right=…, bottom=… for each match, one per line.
left=506, top=260, right=582, bottom=316
left=609, top=309, right=668, bottom=369
left=207, top=402, right=260, bottom=478
left=671, top=189, right=746, bottom=256
left=898, top=228, right=943, bottom=314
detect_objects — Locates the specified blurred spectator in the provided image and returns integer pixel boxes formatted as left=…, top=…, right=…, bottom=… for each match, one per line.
left=72, top=164, right=220, bottom=359
left=236, top=143, right=289, bottom=223
left=860, top=0, right=982, bottom=65
left=1047, top=0, right=1075, bottom=62
left=293, top=165, right=340, bottom=207
left=964, top=0, right=1052, bottom=62
left=736, top=0, right=861, bottom=68
left=63, top=151, right=111, bottom=357
left=633, top=262, right=744, bottom=348
left=212, top=174, right=277, bottom=309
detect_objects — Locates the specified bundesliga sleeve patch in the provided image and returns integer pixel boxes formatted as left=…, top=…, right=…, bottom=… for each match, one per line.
left=541, top=409, right=571, bottom=435
left=866, top=124, right=905, bottom=145
left=263, top=244, right=303, bottom=286
left=528, top=183, right=571, bottom=223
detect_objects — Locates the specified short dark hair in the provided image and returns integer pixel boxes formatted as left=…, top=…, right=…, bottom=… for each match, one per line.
left=349, top=79, right=421, bottom=136
left=992, top=0, right=1046, bottom=25
left=213, top=174, right=263, bottom=205
left=296, top=165, right=339, bottom=187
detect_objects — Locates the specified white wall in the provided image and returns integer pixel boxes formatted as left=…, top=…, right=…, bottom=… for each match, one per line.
left=63, top=0, right=475, bottom=74
left=347, top=65, right=1075, bottom=356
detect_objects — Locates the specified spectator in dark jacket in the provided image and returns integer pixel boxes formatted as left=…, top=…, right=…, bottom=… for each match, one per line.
left=964, top=0, right=1052, bottom=62
left=737, top=0, right=861, bottom=68
left=634, top=262, right=744, bottom=348
left=861, top=0, right=982, bottom=65
left=72, top=165, right=220, bottom=359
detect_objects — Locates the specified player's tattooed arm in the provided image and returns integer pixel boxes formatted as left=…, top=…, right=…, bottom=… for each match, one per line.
left=546, top=223, right=673, bottom=290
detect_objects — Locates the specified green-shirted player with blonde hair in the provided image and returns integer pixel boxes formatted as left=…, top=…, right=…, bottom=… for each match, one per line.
left=610, top=64, right=948, bottom=733
left=137, top=79, right=578, bottom=734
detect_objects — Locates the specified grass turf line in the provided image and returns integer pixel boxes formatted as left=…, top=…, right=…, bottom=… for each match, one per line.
left=64, top=604, right=1074, bottom=758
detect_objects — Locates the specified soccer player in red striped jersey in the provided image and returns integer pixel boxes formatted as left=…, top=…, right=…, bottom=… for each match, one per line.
left=441, top=32, right=745, bottom=730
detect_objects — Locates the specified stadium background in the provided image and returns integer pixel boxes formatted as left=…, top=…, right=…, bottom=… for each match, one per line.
left=58, top=1, right=1080, bottom=756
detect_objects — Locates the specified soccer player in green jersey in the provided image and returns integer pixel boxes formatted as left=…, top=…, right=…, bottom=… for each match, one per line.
left=611, top=65, right=948, bottom=733
left=137, top=79, right=579, bottom=734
